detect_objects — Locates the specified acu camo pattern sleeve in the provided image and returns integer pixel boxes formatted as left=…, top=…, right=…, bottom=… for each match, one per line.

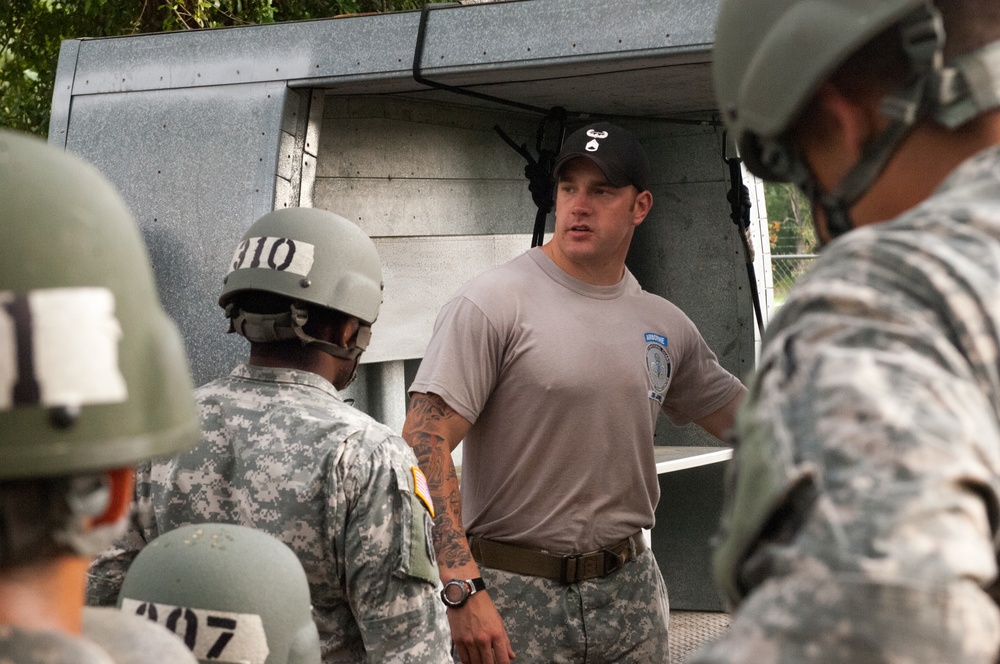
left=692, top=147, right=1000, bottom=664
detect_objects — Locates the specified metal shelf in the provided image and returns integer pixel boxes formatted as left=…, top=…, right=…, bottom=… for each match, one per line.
left=654, top=446, right=732, bottom=474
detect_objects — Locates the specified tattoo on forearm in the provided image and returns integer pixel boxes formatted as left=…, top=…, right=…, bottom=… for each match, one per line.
left=405, top=393, right=473, bottom=568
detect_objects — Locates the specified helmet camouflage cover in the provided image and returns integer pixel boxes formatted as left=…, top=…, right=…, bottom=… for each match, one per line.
left=0, top=130, right=199, bottom=479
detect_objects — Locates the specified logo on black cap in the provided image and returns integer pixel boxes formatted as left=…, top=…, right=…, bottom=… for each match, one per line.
left=553, top=122, right=650, bottom=191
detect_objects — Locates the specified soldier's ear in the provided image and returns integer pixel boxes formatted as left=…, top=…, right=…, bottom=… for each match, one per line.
left=632, top=189, right=653, bottom=226
left=91, top=467, right=134, bottom=526
left=338, top=316, right=361, bottom=349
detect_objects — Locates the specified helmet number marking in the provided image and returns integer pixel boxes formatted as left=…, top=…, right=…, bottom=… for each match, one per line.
left=0, top=288, right=127, bottom=412
left=122, top=598, right=269, bottom=664
left=229, top=236, right=315, bottom=277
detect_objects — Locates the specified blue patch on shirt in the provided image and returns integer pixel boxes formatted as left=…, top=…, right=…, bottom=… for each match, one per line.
left=644, top=332, right=667, bottom=346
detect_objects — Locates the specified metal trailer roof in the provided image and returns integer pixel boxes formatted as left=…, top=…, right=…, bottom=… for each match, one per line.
left=48, top=0, right=734, bottom=390
left=50, top=0, right=721, bottom=142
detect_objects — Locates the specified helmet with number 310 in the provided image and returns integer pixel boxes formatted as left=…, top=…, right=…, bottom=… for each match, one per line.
left=0, top=130, right=199, bottom=479
left=217, top=207, right=384, bottom=363
left=118, top=523, right=321, bottom=664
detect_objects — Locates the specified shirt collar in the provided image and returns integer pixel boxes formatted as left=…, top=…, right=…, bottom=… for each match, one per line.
left=230, top=362, right=344, bottom=402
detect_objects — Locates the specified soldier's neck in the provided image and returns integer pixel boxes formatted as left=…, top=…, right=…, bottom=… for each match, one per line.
left=249, top=342, right=345, bottom=387
left=0, top=555, right=89, bottom=634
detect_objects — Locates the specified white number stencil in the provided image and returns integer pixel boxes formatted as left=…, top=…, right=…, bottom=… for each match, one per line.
left=228, top=236, right=315, bottom=277
left=0, top=287, right=127, bottom=411
left=120, top=598, right=270, bottom=664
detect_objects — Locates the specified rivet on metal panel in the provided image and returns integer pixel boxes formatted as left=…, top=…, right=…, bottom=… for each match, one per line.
left=300, top=279, right=311, bottom=288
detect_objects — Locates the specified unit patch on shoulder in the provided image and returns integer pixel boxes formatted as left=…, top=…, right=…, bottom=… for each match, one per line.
left=412, top=465, right=435, bottom=518
left=228, top=236, right=315, bottom=277
left=643, top=333, right=671, bottom=404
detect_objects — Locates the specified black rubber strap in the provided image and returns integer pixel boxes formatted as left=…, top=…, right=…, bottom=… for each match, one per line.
left=725, top=152, right=765, bottom=337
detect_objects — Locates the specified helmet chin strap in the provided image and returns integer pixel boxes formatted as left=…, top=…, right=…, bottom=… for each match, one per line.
left=227, top=302, right=371, bottom=365
left=806, top=113, right=923, bottom=245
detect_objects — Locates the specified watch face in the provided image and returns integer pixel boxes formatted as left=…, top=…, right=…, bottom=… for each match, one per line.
left=442, top=580, right=468, bottom=606
left=442, top=581, right=469, bottom=604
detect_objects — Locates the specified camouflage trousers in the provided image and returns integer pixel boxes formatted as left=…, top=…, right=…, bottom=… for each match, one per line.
left=463, top=548, right=670, bottom=663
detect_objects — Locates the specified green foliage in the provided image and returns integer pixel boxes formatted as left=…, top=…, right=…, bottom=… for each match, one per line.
left=764, top=181, right=817, bottom=303
left=764, top=181, right=815, bottom=255
left=0, top=0, right=448, bottom=137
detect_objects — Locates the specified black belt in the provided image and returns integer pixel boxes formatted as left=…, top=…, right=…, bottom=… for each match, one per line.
left=468, top=532, right=646, bottom=584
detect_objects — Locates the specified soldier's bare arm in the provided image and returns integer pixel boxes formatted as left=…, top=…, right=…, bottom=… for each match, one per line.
left=694, top=386, right=746, bottom=442
left=403, top=392, right=515, bottom=664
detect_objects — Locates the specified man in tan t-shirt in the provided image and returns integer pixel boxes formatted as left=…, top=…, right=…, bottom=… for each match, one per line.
left=403, top=122, right=746, bottom=664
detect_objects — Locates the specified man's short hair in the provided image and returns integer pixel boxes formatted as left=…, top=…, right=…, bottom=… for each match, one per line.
left=0, top=475, right=104, bottom=570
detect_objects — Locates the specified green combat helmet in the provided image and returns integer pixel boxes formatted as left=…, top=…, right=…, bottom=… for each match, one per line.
left=117, top=523, right=321, bottom=664
left=713, top=0, right=1000, bottom=238
left=219, top=207, right=383, bottom=362
left=0, top=130, right=200, bottom=479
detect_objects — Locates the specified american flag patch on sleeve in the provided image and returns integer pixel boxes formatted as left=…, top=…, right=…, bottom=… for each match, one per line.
left=412, top=466, right=435, bottom=518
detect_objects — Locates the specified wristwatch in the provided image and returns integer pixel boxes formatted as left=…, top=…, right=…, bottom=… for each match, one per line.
left=440, top=577, right=486, bottom=608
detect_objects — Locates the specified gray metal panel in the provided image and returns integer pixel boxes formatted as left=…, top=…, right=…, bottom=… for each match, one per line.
left=314, top=95, right=540, bottom=237
left=63, top=0, right=719, bottom=116
left=317, top=95, right=539, bottom=180
left=62, top=82, right=292, bottom=386
left=654, top=460, right=728, bottom=611
left=316, top=178, right=538, bottom=237
left=47, top=39, right=80, bottom=147
left=365, top=234, right=534, bottom=364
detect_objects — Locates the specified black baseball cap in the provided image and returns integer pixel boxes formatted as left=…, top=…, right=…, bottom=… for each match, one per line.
left=552, top=122, right=651, bottom=192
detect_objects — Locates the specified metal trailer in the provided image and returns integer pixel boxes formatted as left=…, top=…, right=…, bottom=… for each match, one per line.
left=49, top=0, right=772, bottom=624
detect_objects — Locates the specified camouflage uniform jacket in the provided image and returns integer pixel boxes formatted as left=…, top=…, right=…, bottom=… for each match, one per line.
left=0, top=626, right=116, bottom=664
left=692, top=145, right=1000, bottom=663
left=88, top=363, right=452, bottom=663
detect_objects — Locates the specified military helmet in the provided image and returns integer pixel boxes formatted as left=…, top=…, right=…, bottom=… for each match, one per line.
left=118, top=523, right=321, bottom=664
left=713, top=0, right=928, bottom=183
left=0, top=130, right=199, bottom=479
left=219, top=207, right=383, bottom=326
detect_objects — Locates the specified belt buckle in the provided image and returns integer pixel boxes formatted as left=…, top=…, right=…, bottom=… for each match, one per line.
left=560, top=553, right=582, bottom=584
left=602, top=547, right=625, bottom=577
left=560, top=548, right=625, bottom=584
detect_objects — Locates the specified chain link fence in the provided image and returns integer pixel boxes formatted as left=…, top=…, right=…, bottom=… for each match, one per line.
left=771, top=242, right=817, bottom=305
